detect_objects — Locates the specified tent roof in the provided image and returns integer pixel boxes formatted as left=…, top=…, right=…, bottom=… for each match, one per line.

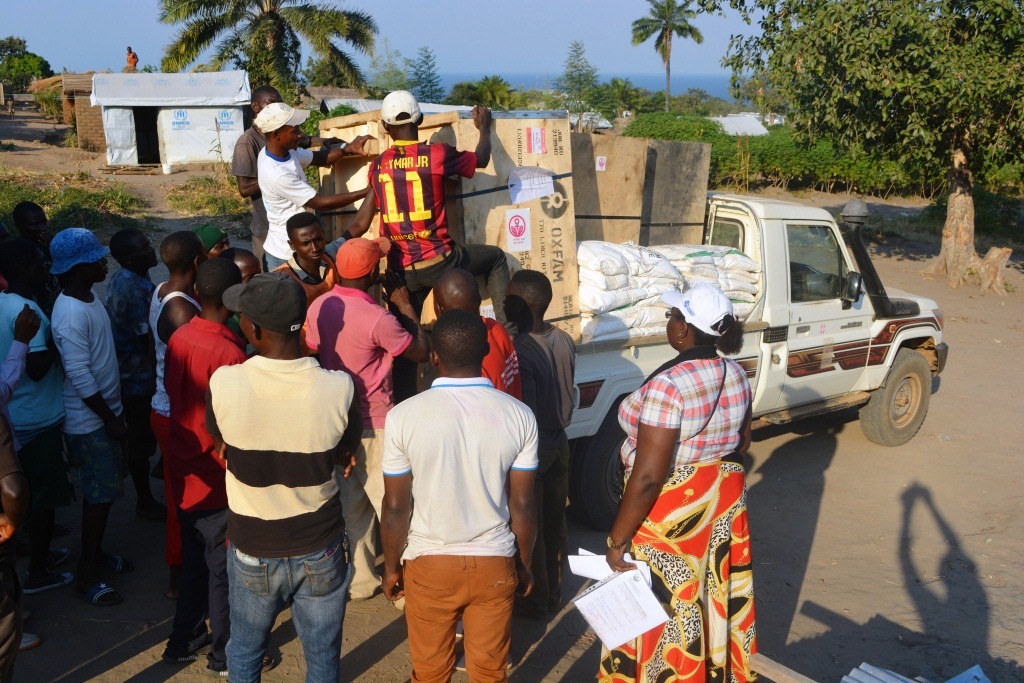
left=90, top=71, right=251, bottom=107
left=709, top=114, right=769, bottom=136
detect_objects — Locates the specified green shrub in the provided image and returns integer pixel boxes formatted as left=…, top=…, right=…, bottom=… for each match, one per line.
left=0, top=167, right=146, bottom=232
left=32, top=90, right=62, bottom=121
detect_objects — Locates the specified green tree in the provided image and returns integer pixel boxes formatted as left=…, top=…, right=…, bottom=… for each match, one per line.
left=553, top=41, right=599, bottom=130
left=0, top=36, right=52, bottom=91
left=409, top=47, right=445, bottom=103
left=0, top=36, right=27, bottom=62
left=721, top=0, right=1024, bottom=291
left=158, top=0, right=376, bottom=97
left=446, top=80, right=480, bottom=105
left=476, top=75, right=515, bottom=110
left=303, top=55, right=356, bottom=88
left=365, top=37, right=409, bottom=98
left=631, top=0, right=704, bottom=112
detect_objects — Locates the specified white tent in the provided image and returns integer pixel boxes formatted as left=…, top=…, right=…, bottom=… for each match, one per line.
left=90, top=71, right=251, bottom=165
left=709, top=114, right=769, bottom=136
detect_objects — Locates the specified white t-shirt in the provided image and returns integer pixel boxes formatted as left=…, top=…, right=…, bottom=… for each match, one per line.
left=257, top=147, right=317, bottom=260
left=51, top=290, right=123, bottom=435
left=382, top=377, right=538, bottom=561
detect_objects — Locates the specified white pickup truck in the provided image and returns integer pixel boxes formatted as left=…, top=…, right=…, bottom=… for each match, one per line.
left=566, top=192, right=949, bottom=529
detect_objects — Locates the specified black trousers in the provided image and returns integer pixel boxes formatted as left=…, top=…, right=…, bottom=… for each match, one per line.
left=169, top=508, right=229, bottom=668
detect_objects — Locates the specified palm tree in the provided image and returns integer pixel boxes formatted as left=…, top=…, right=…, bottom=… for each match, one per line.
left=607, top=77, right=640, bottom=118
left=159, top=0, right=377, bottom=94
left=631, top=0, right=704, bottom=112
left=476, top=75, right=515, bottom=110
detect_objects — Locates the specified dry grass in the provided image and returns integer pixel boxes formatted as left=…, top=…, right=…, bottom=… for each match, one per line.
left=166, top=170, right=249, bottom=219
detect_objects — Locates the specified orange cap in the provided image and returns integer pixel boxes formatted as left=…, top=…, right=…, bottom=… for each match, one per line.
left=336, top=237, right=390, bottom=279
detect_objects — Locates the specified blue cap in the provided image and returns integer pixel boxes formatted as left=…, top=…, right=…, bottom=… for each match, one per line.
left=49, top=228, right=110, bottom=275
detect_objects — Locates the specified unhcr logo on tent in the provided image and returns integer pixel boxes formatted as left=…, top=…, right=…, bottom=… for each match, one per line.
left=172, top=109, right=190, bottom=130
left=217, top=109, right=237, bottom=131
left=125, top=78, right=139, bottom=88
left=156, top=78, right=170, bottom=88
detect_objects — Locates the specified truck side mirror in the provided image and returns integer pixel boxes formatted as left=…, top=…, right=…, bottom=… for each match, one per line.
left=842, top=271, right=863, bottom=308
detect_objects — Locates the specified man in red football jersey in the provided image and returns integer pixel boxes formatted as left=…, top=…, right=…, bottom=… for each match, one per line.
left=348, top=91, right=509, bottom=326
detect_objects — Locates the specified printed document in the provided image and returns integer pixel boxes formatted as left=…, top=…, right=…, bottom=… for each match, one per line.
left=573, top=569, right=669, bottom=650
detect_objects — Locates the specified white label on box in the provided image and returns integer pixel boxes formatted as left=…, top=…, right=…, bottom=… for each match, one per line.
left=596, top=155, right=607, bottom=172
left=526, top=127, right=547, bottom=154
left=505, top=208, right=532, bottom=252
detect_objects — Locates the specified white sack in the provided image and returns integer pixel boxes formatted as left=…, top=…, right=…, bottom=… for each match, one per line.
left=579, top=284, right=677, bottom=314
left=579, top=268, right=630, bottom=291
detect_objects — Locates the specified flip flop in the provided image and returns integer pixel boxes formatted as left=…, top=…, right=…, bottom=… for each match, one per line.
left=103, top=554, right=134, bottom=574
left=74, top=581, right=122, bottom=606
left=22, top=571, right=74, bottom=595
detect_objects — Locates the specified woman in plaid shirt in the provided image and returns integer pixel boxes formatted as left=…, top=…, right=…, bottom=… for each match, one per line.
left=601, top=284, right=756, bottom=682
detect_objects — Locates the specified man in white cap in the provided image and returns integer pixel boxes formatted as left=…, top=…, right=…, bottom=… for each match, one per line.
left=255, top=102, right=372, bottom=271
left=347, top=91, right=507, bottom=326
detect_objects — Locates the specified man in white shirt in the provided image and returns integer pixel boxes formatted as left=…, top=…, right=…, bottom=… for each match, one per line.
left=255, top=102, right=370, bottom=270
left=380, top=309, right=538, bottom=683
left=49, top=229, right=129, bottom=607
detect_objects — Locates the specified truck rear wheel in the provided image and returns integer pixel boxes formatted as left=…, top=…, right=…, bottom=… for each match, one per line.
left=569, top=401, right=626, bottom=531
left=859, top=348, right=932, bottom=446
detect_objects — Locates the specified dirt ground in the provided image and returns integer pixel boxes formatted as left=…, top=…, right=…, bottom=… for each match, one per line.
left=3, top=107, right=1023, bottom=682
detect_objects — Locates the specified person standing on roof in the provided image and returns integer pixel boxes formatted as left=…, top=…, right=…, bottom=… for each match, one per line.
left=125, top=47, right=139, bottom=73
left=255, top=103, right=371, bottom=272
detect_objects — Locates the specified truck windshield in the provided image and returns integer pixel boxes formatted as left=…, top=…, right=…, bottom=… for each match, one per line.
left=786, top=224, right=849, bottom=302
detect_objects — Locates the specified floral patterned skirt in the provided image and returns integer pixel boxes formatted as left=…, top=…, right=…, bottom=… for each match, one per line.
left=599, top=458, right=757, bottom=682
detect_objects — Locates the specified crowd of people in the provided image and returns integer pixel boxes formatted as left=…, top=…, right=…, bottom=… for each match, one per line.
left=0, top=86, right=758, bottom=682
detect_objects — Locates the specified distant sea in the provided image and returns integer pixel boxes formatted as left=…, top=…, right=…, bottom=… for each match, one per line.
left=438, top=72, right=735, bottom=101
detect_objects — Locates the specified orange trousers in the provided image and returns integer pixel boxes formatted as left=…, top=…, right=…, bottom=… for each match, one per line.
left=404, top=555, right=517, bottom=683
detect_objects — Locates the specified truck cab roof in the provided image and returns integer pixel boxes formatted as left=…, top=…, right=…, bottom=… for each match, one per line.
left=708, top=192, right=837, bottom=223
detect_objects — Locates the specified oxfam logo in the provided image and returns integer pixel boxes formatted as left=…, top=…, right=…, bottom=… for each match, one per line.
left=173, top=109, right=188, bottom=121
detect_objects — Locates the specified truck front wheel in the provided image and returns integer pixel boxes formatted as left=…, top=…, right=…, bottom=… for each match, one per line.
left=569, top=401, right=626, bottom=531
left=859, top=348, right=932, bottom=446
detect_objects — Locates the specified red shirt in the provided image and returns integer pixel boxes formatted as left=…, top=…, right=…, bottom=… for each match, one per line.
left=482, top=318, right=522, bottom=399
left=165, top=316, right=247, bottom=512
left=368, top=141, right=476, bottom=269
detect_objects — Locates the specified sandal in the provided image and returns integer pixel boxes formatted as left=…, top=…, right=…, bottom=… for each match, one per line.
left=103, top=554, right=135, bottom=574
left=74, top=581, right=122, bottom=606
left=23, top=571, right=74, bottom=595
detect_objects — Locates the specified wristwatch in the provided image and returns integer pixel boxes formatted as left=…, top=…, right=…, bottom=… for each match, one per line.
left=606, top=535, right=629, bottom=551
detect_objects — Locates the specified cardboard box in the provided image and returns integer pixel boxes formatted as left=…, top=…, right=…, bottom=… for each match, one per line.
left=319, top=110, right=581, bottom=339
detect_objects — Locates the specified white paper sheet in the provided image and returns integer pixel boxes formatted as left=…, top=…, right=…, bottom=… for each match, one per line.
left=569, top=548, right=652, bottom=587
left=573, top=570, right=669, bottom=649
left=508, top=166, right=555, bottom=204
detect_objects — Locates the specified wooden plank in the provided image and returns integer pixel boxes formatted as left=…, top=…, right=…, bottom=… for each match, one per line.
left=644, top=139, right=711, bottom=246
left=750, top=653, right=818, bottom=683
left=571, top=133, right=648, bottom=243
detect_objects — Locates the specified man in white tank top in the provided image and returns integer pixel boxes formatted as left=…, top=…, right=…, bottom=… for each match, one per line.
left=150, top=231, right=205, bottom=605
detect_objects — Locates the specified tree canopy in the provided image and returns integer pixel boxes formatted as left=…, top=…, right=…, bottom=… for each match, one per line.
left=720, top=0, right=1024, bottom=290
left=0, top=36, right=53, bottom=92
left=632, top=0, right=704, bottom=112
left=409, top=47, right=444, bottom=103
left=158, top=0, right=376, bottom=98
left=553, top=41, right=599, bottom=129
left=365, top=37, right=409, bottom=98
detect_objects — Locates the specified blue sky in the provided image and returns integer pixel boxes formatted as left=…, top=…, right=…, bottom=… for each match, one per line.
left=6, top=1, right=753, bottom=79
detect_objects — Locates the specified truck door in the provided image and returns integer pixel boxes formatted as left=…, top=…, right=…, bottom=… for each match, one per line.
left=781, top=222, right=872, bottom=406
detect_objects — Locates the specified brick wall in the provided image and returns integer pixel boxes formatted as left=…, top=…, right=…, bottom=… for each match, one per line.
left=75, top=97, right=106, bottom=153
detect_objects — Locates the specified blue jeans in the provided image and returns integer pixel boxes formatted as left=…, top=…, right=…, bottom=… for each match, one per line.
left=226, top=534, right=352, bottom=683
left=263, top=251, right=287, bottom=272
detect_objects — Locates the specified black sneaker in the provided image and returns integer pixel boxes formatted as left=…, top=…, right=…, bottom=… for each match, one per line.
left=161, top=631, right=211, bottom=664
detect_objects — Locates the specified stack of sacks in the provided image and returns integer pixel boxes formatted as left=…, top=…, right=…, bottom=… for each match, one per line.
left=577, top=241, right=683, bottom=342
left=651, top=244, right=762, bottom=319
